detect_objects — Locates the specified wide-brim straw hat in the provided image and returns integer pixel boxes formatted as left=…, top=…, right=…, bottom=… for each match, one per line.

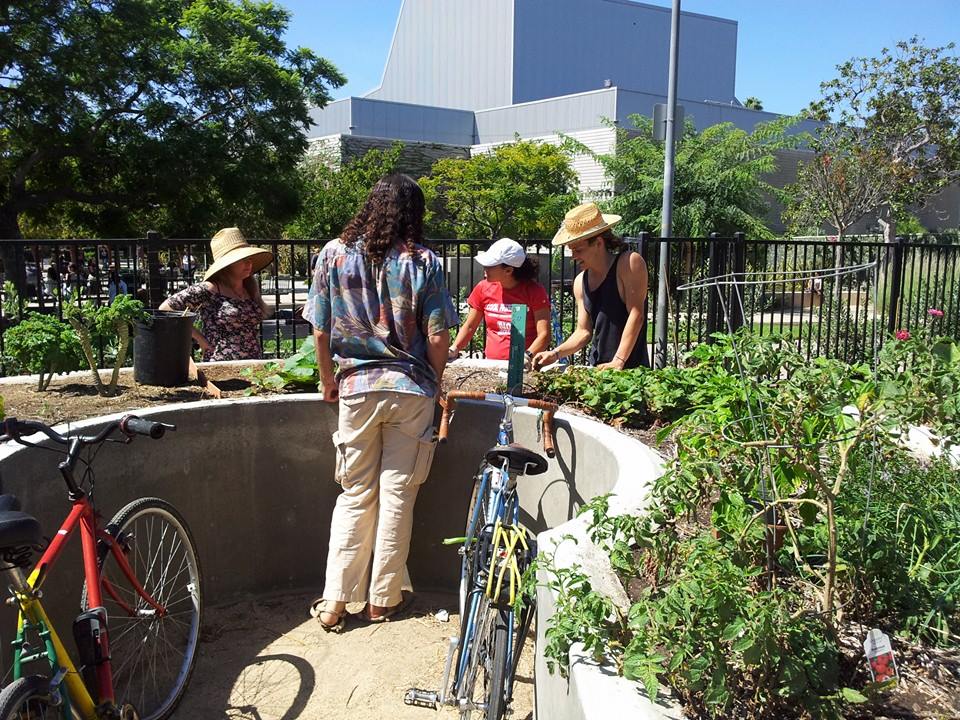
left=203, top=228, right=274, bottom=281
left=551, top=202, right=622, bottom=247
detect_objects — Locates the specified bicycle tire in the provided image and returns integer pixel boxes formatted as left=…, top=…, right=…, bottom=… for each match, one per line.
left=81, top=497, right=202, bottom=720
left=458, top=602, right=511, bottom=720
left=485, top=609, right=510, bottom=720
left=0, top=675, right=54, bottom=719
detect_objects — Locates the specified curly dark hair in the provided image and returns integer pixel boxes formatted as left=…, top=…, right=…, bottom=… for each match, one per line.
left=339, top=174, right=426, bottom=264
left=511, top=257, right=539, bottom=282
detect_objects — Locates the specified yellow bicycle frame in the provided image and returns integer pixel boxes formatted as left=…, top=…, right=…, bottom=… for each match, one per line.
left=15, top=566, right=98, bottom=718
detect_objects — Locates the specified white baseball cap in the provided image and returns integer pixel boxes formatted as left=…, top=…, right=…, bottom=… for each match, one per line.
left=475, top=238, right=526, bottom=268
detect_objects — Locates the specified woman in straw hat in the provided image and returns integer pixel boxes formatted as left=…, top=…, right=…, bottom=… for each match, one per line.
left=532, top=202, right=649, bottom=370
left=159, top=227, right=273, bottom=361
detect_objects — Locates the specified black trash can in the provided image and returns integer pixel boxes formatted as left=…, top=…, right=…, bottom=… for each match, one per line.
left=133, top=311, right=196, bottom=387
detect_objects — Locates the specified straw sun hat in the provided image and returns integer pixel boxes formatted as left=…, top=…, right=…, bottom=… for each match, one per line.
left=203, top=228, right=274, bottom=281
left=551, top=202, right=622, bottom=247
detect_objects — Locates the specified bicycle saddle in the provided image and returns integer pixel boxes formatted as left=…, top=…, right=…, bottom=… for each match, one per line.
left=0, top=494, right=41, bottom=552
left=485, top=444, right=549, bottom=476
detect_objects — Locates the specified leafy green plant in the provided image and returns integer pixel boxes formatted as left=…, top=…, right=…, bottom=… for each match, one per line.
left=241, top=335, right=319, bottom=394
left=64, top=294, right=148, bottom=396
left=3, top=313, right=83, bottom=390
left=534, top=329, right=960, bottom=718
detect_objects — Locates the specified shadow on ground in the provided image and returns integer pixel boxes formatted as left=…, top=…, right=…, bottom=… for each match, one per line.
left=174, top=590, right=535, bottom=720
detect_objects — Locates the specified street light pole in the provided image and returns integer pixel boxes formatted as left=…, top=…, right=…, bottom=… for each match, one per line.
left=655, top=0, right=681, bottom=369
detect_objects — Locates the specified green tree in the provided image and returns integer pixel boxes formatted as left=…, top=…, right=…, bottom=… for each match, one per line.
left=571, top=116, right=800, bottom=239
left=796, top=38, right=960, bottom=241
left=420, top=140, right=578, bottom=240
left=284, top=143, right=404, bottom=239
left=0, top=0, right=346, bottom=249
left=744, top=97, right=764, bottom=111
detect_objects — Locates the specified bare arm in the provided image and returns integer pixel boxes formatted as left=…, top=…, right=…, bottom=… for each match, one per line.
left=426, top=330, right=450, bottom=394
left=532, top=272, right=593, bottom=369
left=597, top=251, right=648, bottom=370
left=313, top=327, right=338, bottom=402
left=528, top=307, right=551, bottom=354
left=449, top=307, right=483, bottom=358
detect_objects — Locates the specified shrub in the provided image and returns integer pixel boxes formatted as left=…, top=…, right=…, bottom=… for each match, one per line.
left=3, top=313, right=83, bottom=390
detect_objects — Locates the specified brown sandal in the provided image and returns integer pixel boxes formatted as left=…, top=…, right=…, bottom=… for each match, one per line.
left=309, top=598, right=347, bottom=633
left=356, top=593, right=413, bottom=624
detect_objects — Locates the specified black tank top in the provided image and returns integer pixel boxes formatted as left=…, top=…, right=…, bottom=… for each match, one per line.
left=582, top=251, right=649, bottom=368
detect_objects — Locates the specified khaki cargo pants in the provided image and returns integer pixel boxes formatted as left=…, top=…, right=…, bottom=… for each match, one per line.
left=322, top=391, right=437, bottom=608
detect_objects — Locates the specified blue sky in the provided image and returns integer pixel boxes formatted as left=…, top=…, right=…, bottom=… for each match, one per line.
left=279, top=0, right=960, bottom=116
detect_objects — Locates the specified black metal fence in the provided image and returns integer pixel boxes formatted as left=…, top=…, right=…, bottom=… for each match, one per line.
left=1, top=234, right=958, bottom=375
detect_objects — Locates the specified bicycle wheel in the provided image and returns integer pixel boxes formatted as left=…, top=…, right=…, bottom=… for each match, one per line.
left=458, top=601, right=510, bottom=720
left=81, top=497, right=202, bottom=720
left=0, top=676, right=54, bottom=719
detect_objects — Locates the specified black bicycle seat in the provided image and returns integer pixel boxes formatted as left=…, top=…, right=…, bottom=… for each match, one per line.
left=0, top=494, right=41, bottom=552
left=485, top=444, right=549, bottom=476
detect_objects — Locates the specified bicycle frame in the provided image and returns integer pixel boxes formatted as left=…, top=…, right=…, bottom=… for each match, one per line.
left=4, top=494, right=168, bottom=719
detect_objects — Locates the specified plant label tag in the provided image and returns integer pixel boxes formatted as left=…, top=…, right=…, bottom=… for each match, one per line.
left=863, top=628, right=898, bottom=685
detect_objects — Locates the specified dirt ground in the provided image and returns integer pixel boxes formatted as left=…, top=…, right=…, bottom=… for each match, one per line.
left=175, top=590, right=535, bottom=720
left=0, top=363, right=511, bottom=427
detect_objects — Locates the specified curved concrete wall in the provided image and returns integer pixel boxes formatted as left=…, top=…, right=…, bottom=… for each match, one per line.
left=0, top=395, right=663, bottom=677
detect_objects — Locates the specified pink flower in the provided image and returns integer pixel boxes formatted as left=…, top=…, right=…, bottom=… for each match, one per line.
left=895, top=329, right=911, bottom=341
left=928, top=308, right=944, bottom=318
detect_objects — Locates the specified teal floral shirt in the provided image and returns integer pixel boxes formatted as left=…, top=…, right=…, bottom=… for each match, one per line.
left=303, top=238, right=458, bottom=398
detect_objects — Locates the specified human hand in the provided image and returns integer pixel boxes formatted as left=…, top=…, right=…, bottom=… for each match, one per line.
left=321, top=377, right=339, bottom=403
left=596, top=355, right=626, bottom=371
left=532, top=349, right=559, bottom=371
left=448, top=346, right=460, bottom=361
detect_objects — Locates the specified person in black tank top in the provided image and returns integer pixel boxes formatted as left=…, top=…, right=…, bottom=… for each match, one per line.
left=532, top=203, right=650, bottom=370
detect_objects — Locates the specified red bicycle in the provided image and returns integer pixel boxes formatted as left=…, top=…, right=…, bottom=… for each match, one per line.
left=0, top=415, right=202, bottom=720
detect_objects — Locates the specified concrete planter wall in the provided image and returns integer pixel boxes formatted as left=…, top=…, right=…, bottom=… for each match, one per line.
left=0, top=393, right=676, bottom=717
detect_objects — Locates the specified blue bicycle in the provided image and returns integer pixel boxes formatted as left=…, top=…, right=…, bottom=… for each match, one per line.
left=405, top=390, right=557, bottom=720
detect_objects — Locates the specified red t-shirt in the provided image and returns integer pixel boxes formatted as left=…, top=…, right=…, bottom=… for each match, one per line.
left=467, top=280, right=550, bottom=360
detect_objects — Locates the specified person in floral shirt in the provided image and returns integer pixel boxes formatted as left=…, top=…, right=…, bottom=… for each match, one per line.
left=304, top=174, right=457, bottom=632
left=160, top=228, right=273, bottom=361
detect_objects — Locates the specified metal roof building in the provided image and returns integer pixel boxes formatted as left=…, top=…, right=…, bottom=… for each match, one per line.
left=307, top=0, right=957, bottom=230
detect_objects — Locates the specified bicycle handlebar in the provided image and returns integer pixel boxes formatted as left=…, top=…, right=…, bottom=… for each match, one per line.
left=1, top=414, right=176, bottom=446
left=439, top=391, right=557, bottom=458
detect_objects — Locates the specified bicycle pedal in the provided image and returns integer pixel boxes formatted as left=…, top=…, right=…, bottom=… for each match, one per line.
left=404, top=687, right=439, bottom=709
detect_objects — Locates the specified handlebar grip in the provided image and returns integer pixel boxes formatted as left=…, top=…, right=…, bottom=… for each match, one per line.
left=438, top=397, right=454, bottom=444
left=445, top=390, right=488, bottom=402
left=542, top=413, right=556, bottom=458
left=120, top=416, right=169, bottom=439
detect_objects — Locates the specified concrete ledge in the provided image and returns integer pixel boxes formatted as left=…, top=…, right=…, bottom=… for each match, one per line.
left=533, top=415, right=684, bottom=720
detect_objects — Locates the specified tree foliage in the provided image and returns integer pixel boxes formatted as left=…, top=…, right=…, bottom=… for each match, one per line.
left=283, top=143, right=404, bottom=240
left=572, top=116, right=800, bottom=239
left=791, top=38, right=960, bottom=239
left=420, top=140, right=578, bottom=241
left=0, top=0, right=346, bottom=240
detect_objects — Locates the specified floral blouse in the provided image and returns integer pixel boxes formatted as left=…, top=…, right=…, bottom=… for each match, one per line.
left=165, top=283, right=263, bottom=361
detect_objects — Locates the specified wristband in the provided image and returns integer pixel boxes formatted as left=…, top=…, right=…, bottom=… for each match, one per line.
left=614, top=354, right=626, bottom=363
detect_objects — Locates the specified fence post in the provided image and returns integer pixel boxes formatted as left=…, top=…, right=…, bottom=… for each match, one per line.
left=705, top=233, right=724, bottom=340
left=885, top=235, right=906, bottom=336
left=145, top=230, right=165, bottom=309
left=727, top=231, right=747, bottom=332
left=633, top=233, right=651, bottom=360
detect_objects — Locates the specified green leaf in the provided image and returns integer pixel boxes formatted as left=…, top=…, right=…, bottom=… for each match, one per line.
left=840, top=687, right=868, bottom=704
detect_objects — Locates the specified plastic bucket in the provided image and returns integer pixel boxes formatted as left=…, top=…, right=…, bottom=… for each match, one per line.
left=133, top=311, right=196, bottom=387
